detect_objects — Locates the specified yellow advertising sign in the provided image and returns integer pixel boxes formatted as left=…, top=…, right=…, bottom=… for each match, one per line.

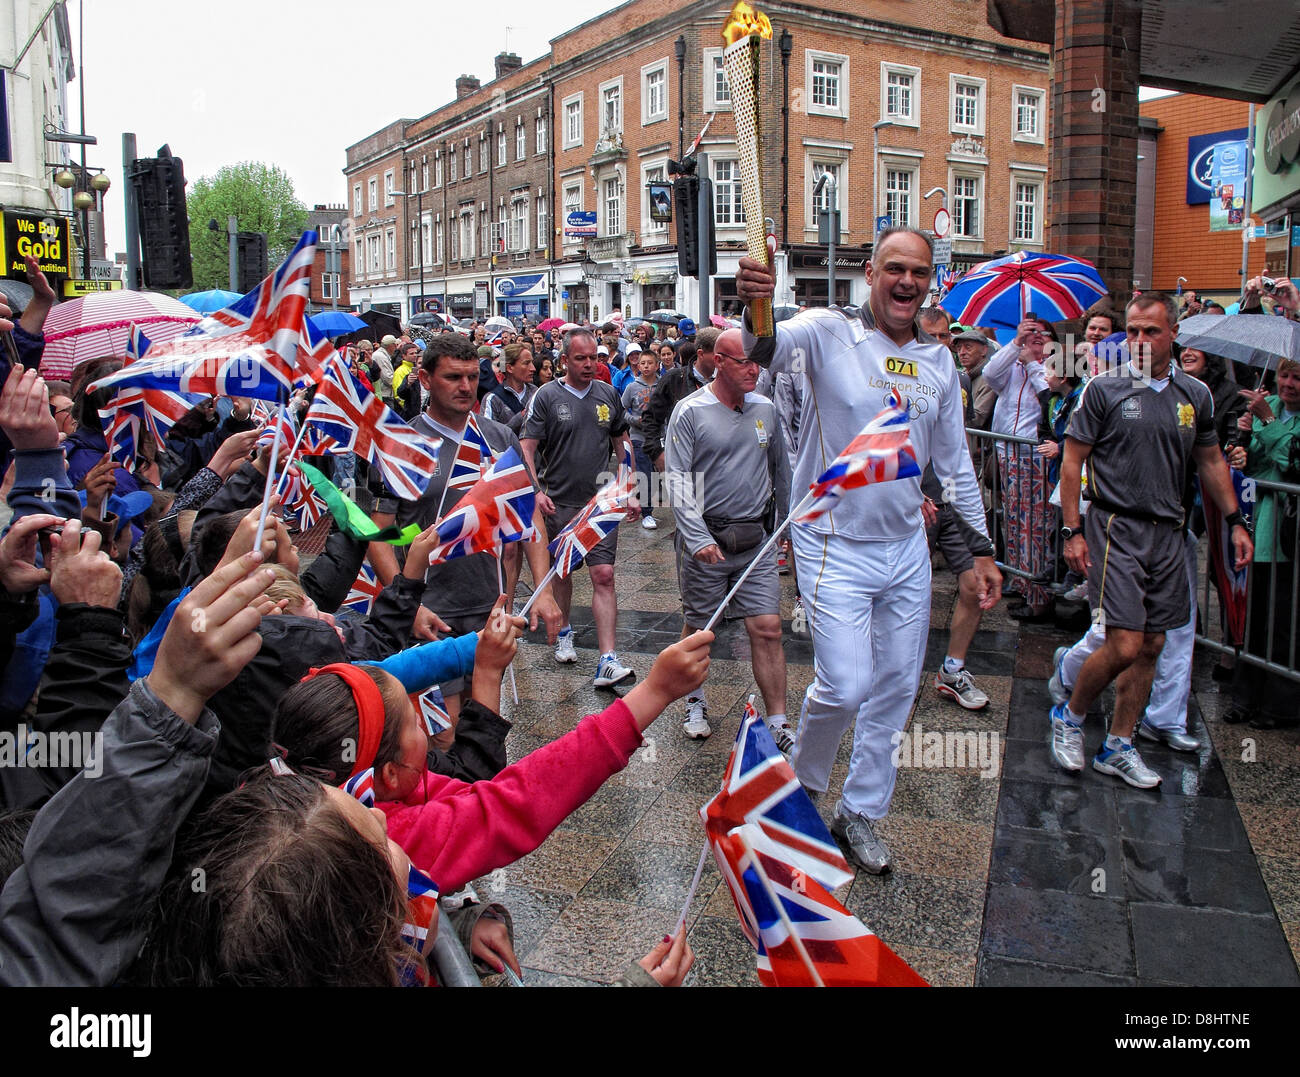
left=63, top=279, right=122, bottom=297
left=1, top=211, right=73, bottom=284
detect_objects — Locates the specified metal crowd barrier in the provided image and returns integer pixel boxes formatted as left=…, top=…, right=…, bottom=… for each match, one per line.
left=965, top=428, right=1068, bottom=592
left=1194, top=475, right=1300, bottom=686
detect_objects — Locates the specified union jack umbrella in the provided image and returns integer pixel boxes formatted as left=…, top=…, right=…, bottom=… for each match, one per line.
left=305, top=357, right=442, bottom=501
left=794, top=389, right=920, bottom=523
left=714, top=824, right=926, bottom=987
left=99, top=324, right=203, bottom=467
left=548, top=444, right=636, bottom=578
left=425, top=446, right=537, bottom=563
left=38, top=290, right=202, bottom=381
left=443, top=413, right=497, bottom=495
left=941, top=250, right=1107, bottom=331
left=85, top=232, right=333, bottom=403
left=343, top=561, right=382, bottom=616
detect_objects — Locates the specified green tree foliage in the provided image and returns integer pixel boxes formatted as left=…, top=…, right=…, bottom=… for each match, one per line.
left=186, top=162, right=309, bottom=290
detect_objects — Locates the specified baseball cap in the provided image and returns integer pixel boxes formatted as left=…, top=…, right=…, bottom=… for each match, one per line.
left=597, top=345, right=609, bottom=357
left=678, top=318, right=696, bottom=336
left=381, top=335, right=399, bottom=348
left=626, top=343, right=642, bottom=355
left=77, top=488, right=155, bottom=523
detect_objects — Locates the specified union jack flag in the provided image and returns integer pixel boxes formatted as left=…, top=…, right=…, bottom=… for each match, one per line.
left=402, top=864, right=442, bottom=960
left=425, top=446, right=537, bottom=563
left=794, top=389, right=920, bottom=523
left=714, top=824, right=927, bottom=987
left=86, top=232, right=333, bottom=403
left=99, top=325, right=204, bottom=467
left=343, top=561, right=382, bottom=616
left=412, top=685, right=451, bottom=735
left=547, top=444, right=636, bottom=578
left=305, top=357, right=442, bottom=501
left=255, top=404, right=297, bottom=453
left=280, top=463, right=326, bottom=529
left=703, top=699, right=854, bottom=895
left=443, top=413, right=497, bottom=495
left=343, top=767, right=375, bottom=808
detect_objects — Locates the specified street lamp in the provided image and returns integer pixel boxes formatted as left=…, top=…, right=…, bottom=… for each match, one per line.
left=48, top=159, right=111, bottom=277
left=812, top=171, right=838, bottom=306
left=872, top=120, right=896, bottom=241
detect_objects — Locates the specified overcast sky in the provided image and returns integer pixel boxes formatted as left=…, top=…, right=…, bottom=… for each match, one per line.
left=67, top=0, right=618, bottom=254
left=67, top=1, right=1175, bottom=258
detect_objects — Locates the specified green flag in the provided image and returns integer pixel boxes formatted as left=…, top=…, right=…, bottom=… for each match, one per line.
left=296, top=461, right=422, bottom=545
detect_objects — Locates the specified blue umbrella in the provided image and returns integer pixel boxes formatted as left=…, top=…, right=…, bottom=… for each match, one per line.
left=943, top=251, right=1108, bottom=330
left=309, top=310, right=368, bottom=335
left=178, top=289, right=242, bottom=314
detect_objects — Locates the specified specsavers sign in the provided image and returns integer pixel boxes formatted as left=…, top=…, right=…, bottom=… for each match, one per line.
left=1, top=211, right=72, bottom=288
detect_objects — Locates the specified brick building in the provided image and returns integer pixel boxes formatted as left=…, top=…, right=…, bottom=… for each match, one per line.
left=550, top=0, right=1050, bottom=319
left=344, top=0, right=1050, bottom=323
left=1134, top=93, right=1267, bottom=302
left=305, top=204, right=350, bottom=312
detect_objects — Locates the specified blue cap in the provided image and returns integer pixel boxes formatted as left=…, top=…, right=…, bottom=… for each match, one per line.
left=678, top=318, right=696, bottom=336
left=77, top=488, right=155, bottom=523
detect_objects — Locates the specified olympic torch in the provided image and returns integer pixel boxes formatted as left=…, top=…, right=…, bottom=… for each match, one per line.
left=721, top=1, right=774, bottom=337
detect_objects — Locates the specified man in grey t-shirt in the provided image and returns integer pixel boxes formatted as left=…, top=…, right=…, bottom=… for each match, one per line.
left=1051, top=293, right=1252, bottom=789
left=666, top=329, right=792, bottom=748
left=522, top=328, right=639, bottom=688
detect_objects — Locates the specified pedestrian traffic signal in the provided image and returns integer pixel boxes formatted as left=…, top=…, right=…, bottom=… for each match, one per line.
left=131, top=150, right=193, bottom=290
left=236, top=231, right=268, bottom=292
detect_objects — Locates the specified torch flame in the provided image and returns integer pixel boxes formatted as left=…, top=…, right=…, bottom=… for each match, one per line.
left=722, top=1, right=772, bottom=46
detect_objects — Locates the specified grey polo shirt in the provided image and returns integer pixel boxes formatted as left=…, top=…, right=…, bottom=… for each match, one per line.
left=523, top=378, right=629, bottom=507
left=665, top=386, right=791, bottom=556
left=1066, top=363, right=1217, bottom=523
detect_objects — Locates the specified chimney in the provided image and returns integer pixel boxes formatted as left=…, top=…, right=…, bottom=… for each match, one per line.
left=455, top=74, right=481, bottom=99
left=494, top=52, right=523, bottom=79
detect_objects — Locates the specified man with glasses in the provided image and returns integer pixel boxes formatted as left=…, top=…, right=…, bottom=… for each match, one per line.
left=665, top=328, right=791, bottom=746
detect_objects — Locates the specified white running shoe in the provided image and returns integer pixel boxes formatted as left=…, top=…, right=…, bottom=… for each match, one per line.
left=641, top=516, right=658, bottom=530
left=593, top=654, right=635, bottom=688
left=554, top=632, right=577, bottom=664
left=682, top=697, right=711, bottom=739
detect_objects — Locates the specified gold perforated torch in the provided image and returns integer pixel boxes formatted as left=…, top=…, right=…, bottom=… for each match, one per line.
left=721, top=1, right=774, bottom=336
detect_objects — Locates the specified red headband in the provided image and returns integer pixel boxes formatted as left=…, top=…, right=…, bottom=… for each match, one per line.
left=301, top=664, right=386, bottom=779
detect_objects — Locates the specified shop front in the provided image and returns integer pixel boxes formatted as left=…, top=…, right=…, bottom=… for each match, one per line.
left=495, top=272, right=550, bottom=321
left=1254, top=76, right=1300, bottom=278
left=789, top=248, right=863, bottom=307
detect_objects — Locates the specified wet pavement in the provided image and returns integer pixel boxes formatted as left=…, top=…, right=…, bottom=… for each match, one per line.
left=477, top=508, right=1300, bottom=987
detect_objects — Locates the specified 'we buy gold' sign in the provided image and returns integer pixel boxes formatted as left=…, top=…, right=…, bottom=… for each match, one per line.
left=1, top=211, right=72, bottom=284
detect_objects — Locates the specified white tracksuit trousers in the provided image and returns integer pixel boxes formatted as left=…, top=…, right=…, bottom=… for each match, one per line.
left=790, top=526, right=931, bottom=820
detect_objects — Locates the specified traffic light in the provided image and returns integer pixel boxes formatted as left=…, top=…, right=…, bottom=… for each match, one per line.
left=131, top=148, right=192, bottom=290
left=674, top=174, right=700, bottom=278
left=236, top=231, right=268, bottom=292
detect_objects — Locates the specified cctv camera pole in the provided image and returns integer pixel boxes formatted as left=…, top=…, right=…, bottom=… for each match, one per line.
left=123, top=132, right=141, bottom=290
left=697, top=152, right=711, bottom=322
left=228, top=216, right=238, bottom=292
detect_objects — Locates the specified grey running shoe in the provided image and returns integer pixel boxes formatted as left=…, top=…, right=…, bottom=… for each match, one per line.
left=1092, top=744, right=1162, bottom=789
left=1048, top=703, right=1085, bottom=772
left=1137, top=724, right=1199, bottom=752
left=1048, top=646, right=1072, bottom=706
left=554, top=632, right=577, bottom=664
left=769, top=723, right=796, bottom=761
left=831, top=800, right=892, bottom=875
left=934, top=666, right=989, bottom=710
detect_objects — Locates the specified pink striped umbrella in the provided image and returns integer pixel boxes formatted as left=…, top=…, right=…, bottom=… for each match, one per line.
left=38, top=291, right=201, bottom=381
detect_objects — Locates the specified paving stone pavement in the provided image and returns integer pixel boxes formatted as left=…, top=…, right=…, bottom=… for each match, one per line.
left=475, top=507, right=1300, bottom=987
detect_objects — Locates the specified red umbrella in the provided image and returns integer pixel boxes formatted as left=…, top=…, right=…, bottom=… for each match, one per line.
left=537, top=317, right=566, bottom=333
left=39, top=291, right=201, bottom=381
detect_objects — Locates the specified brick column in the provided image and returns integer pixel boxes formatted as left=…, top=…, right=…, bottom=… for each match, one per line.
left=1049, top=0, right=1142, bottom=301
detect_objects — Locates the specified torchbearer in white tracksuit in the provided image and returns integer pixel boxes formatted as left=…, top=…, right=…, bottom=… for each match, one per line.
left=735, top=228, right=1001, bottom=875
